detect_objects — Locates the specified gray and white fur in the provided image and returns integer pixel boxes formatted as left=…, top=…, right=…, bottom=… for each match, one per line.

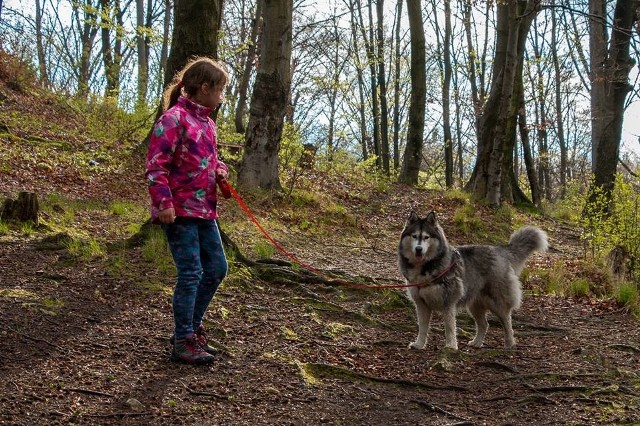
left=398, top=211, right=548, bottom=350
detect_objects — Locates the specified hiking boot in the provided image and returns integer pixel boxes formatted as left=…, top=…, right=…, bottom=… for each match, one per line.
left=194, top=325, right=218, bottom=355
left=171, top=334, right=214, bottom=364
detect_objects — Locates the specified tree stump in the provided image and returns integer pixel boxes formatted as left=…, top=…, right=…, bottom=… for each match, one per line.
left=1, top=191, right=39, bottom=224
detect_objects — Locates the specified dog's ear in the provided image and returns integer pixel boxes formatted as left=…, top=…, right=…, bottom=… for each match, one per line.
left=426, top=211, right=437, bottom=224
left=407, top=211, right=420, bottom=224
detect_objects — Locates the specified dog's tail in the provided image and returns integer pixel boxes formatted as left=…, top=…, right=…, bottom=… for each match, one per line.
left=507, top=226, right=548, bottom=275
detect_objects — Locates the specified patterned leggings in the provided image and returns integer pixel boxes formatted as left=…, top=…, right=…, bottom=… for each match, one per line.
left=163, top=218, right=228, bottom=339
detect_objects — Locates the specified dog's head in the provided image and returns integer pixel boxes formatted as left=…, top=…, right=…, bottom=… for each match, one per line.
left=399, top=211, right=444, bottom=264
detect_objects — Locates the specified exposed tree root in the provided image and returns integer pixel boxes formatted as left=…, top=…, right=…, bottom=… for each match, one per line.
left=303, top=362, right=469, bottom=392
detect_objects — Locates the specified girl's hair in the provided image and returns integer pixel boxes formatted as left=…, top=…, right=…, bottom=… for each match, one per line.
left=162, top=56, right=229, bottom=111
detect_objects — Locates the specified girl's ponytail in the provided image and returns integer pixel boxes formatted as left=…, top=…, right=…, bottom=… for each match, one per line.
left=162, top=78, right=183, bottom=111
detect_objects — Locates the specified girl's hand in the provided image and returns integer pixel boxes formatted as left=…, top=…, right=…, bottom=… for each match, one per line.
left=216, top=168, right=228, bottom=180
left=158, top=208, right=176, bottom=224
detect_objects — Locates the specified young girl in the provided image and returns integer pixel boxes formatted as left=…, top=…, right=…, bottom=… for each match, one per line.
left=146, top=57, right=229, bottom=364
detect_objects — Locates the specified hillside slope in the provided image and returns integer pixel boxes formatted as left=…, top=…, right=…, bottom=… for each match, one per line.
left=1, top=75, right=639, bottom=425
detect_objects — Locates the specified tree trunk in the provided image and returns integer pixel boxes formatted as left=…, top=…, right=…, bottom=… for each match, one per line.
left=466, top=1, right=540, bottom=206
left=237, top=0, right=292, bottom=190
left=398, top=0, right=426, bottom=185
left=234, top=0, right=263, bottom=134
left=359, top=0, right=381, bottom=167
left=349, top=0, right=369, bottom=161
left=1, top=192, right=39, bottom=224
left=35, top=0, right=49, bottom=88
left=100, top=0, right=123, bottom=98
left=442, top=0, right=453, bottom=188
left=587, top=0, right=638, bottom=213
left=164, top=0, right=224, bottom=88
left=516, top=79, right=540, bottom=206
left=73, top=0, right=100, bottom=100
left=392, top=0, right=402, bottom=170
left=376, top=0, right=390, bottom=174
left=551, top=6, right=568, bottom=198
left=136, top=0, right=149, bottom=109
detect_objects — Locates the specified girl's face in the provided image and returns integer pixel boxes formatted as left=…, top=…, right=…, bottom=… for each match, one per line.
left=195, top=83, right=225, bottom=110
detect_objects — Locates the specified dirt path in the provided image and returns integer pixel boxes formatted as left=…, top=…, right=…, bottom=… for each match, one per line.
left=1, top=231, right=639, bottom=426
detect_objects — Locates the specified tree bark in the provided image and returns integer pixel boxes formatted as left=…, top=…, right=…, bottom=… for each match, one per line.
left=237, top=0, right=293, bottom=190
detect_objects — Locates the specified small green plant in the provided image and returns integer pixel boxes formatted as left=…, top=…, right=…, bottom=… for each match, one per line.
left=453, top=204, right=484, bottom=235
left=544, top=261, right=566, bottom=295
left=0, top=220, right=9, bottom=235
left=20, top=222, right=36, bottom=236
left=254, top=240, right=275, bottom=258
left=66, top=237, right=105, bottom=259
left=616, top=282, right=638, bottom=310
left=110, top=200, right=135, bottom=216
left=568, top=278, right=591, bottom=298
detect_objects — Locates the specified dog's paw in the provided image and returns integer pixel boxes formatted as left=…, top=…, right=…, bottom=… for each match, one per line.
left=408, top=341, right=426, bottom=350
left=467, top=339, right=483, bottom=348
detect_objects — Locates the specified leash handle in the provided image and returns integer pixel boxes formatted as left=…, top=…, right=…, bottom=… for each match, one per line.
left=224, top=181, right=420, bottom=289
left=217, top=176, right=232, bottom=199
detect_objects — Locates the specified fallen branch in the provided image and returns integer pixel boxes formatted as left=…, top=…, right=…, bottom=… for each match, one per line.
left=12, top=328, right=63, bottom=350
left=63, top=387, right=115, bottom=398
left=83, top=412, right=150, bottom=418
left=608, top=343, right=640, bottom=354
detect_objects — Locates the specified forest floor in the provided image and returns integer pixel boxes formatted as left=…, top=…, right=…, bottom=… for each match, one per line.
left=1, top=76, right=640, bottom=426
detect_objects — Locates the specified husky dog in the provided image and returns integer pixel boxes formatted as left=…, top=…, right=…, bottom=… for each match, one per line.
left=398, top=211, right=548, bottom=350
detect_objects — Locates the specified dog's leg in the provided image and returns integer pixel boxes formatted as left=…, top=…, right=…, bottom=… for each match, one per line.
left=467, top=304, right=488, bottom=348
left=442, top=307, right=458, bottom=350
left=409, top=298, right=432, bottom=349
left=495, top=309, right=516, bottom=349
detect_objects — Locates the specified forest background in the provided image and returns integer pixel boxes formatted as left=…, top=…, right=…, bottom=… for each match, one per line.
left=1, top=0, right=640, bottom=300
left=2, top=1, right=640, bottom=423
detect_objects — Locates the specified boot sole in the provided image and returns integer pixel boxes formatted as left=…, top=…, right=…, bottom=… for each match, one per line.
left=170, top=353, right=215, bottom=365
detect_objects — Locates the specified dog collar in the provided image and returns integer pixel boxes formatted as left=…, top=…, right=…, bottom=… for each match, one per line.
left=423, top=250, right=461, bottom=285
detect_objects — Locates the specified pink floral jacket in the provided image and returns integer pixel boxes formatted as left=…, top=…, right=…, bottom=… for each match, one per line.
left=145, top=96, right=228, bottom=222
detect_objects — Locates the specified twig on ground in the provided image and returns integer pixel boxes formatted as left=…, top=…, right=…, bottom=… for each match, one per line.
left=180, top=381, right=230, bottom=400
left=475, top=360, right=519, bottom=374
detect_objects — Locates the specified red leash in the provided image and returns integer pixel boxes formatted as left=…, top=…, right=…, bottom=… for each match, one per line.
left=219, top=179, right=435, bottom=290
